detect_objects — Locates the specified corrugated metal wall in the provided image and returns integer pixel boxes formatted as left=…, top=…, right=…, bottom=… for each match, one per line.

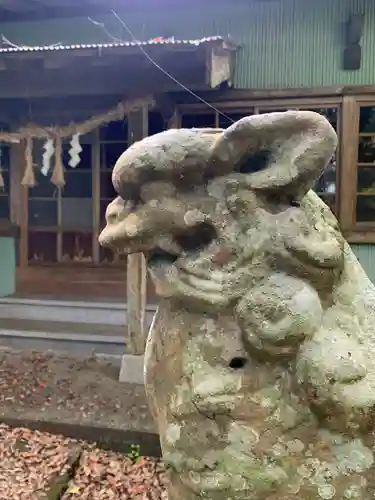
left=233, top=0, right=375, bottom=88
left=0, top=0, right=375, bottom=89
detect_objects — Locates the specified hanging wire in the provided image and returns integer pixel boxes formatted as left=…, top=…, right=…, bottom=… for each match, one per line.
left=87, top=17, right=124, bottom=44
left=88, top=13, right=235, bottom=125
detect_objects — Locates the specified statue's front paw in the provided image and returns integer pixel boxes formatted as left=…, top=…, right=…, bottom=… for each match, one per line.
left=236, top=274, right=322, bottom=359
left=296, top=329, right=375, bottom=432
left=297, top=330, right=368, bottom=385
left=302, top=375, right=375, bottom=433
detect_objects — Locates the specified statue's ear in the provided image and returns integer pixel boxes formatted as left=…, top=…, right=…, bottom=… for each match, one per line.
left=209, top=111, right=337, bottom=199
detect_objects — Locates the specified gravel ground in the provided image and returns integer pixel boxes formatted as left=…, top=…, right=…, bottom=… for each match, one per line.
left=63, top=451, right=168, bottom=500
left=0, top=349, right=155, bottom=434
left=0, top=423, right=167, bottom=499
left=0, top=423, right=81, bottom=499
left=0, top=349, right=168, bottom=497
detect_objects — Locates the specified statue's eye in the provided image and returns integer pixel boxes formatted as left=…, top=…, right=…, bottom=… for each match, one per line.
left=236, top=149, right=270, bottom=174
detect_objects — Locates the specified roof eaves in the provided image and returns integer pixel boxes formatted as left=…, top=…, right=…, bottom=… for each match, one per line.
left=0, top=36, right=225, bottom=54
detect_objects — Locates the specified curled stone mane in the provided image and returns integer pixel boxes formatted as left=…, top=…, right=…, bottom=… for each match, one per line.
left=99, top=111, right=375, bottom=500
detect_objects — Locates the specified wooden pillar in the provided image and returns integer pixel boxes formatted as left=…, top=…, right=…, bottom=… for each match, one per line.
left=92, top=129, right=101, bottom=265
left=10, top=140, right=28, bottom=267
left=168, top=108, right=181, bottom=129
left=126, top=105, right=148, bottom=355
left=339, top=97, right=359, bottom=234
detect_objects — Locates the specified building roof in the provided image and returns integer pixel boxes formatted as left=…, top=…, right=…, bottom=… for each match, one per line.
left=0, top=34, right=236, bottom=98
left=0, top=36, right=225, bottom=54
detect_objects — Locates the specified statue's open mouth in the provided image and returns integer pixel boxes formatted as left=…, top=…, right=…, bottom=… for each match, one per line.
left=147, top=248, right=178, bottom=267
left=145, top=221, right=217, bottom=269
left=143, top=220, right=235, bottom=306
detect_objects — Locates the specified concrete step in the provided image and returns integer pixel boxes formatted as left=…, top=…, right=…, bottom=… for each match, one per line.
left=0, top=297, right=157, bottom=326
left=0, top=318, right=128, bottom=359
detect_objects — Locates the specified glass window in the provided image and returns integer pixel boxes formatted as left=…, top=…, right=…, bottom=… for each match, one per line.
left=358, top=136, right=375, bottom=165
left=28, top=231, right=57, bottom=262
left=306, top=107, right=338, bottom=215
left=218, top=113, right=250, bottom=129
left=359, top=106, right=375, bottom=133
left=28, top=200, right=57, bottom=227
left=61, top=171, right=92, bottom=198
left=149, top=111, right=166, bottom=136
left=181, top=113, right=216, bottom=128
left=100, top=171, right=117, bottom=200
left=61, top=198, right=93, bottom=230
left=29, top=170, right=58, bottom=198
left=356, top=106, right=375, bottom=224
left=356, top=166, right=375, bottom=222
left=258, top=108, right=289, bottom=113
left=100, top=120, right=128, bottom=142
left=0, top=145, right=10, bottom=170
left=313, top=157, right=337, bottom=214
left=61, top=231, right=93, bottom=263
left=100, top=142, right=127, bottom=170
left=100, top=245, right=125, bottom=264
left=0, top=195, right=9, bottom=219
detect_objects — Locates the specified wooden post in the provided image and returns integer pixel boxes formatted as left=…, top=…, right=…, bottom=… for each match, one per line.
left=126, top=105, right=149, bottom=355
left=92, top=130, right=101, bottom=265
left=339, top=96, right=359, bottom=234
left=10, top=140, right=28, bottom=268
left=126, top=253, right=147, bottom=354
left=168, top=108, right=181, bottom=129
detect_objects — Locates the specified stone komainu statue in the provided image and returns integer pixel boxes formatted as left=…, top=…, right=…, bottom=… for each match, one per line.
left=99, top=111, right=375, bottom=500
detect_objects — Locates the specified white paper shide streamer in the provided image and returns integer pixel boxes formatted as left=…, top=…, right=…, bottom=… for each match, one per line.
left=41, top=138, right=55, bottom=176
left=68, top=133, right=82, bottom=168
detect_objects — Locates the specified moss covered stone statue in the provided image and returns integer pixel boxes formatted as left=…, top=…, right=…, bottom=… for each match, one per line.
left=99, top=111, right=375, bottom=500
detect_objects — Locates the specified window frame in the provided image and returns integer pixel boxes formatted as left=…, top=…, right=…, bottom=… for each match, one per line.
left=27, top=133, right=97, bottom=265
left=178, top=96, right=375, bottom=244
left=0, top=144, right=10, bottom=221
left=26, top=129, right=127, bottom=267
left=23, top=94, right=375, bottom=264
left=179, top=98, right=342, bottom=226
left=25, top=112, right=168, bottom=266
left=343, top=99, right=375, bottom=242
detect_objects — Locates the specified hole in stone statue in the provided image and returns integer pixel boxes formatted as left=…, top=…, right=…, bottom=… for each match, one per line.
left=229, top=357, right=247, bottom=369
left=236, top=150, right=270, bottom=174
left=175, top=222, right=217, bottom=252
left=148, top=248, right=178, bottom=266
left=290, top=200, right=301, bottom=207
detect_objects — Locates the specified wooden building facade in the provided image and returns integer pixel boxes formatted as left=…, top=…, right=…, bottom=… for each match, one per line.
left=0, top=35, right=236, bottom=301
